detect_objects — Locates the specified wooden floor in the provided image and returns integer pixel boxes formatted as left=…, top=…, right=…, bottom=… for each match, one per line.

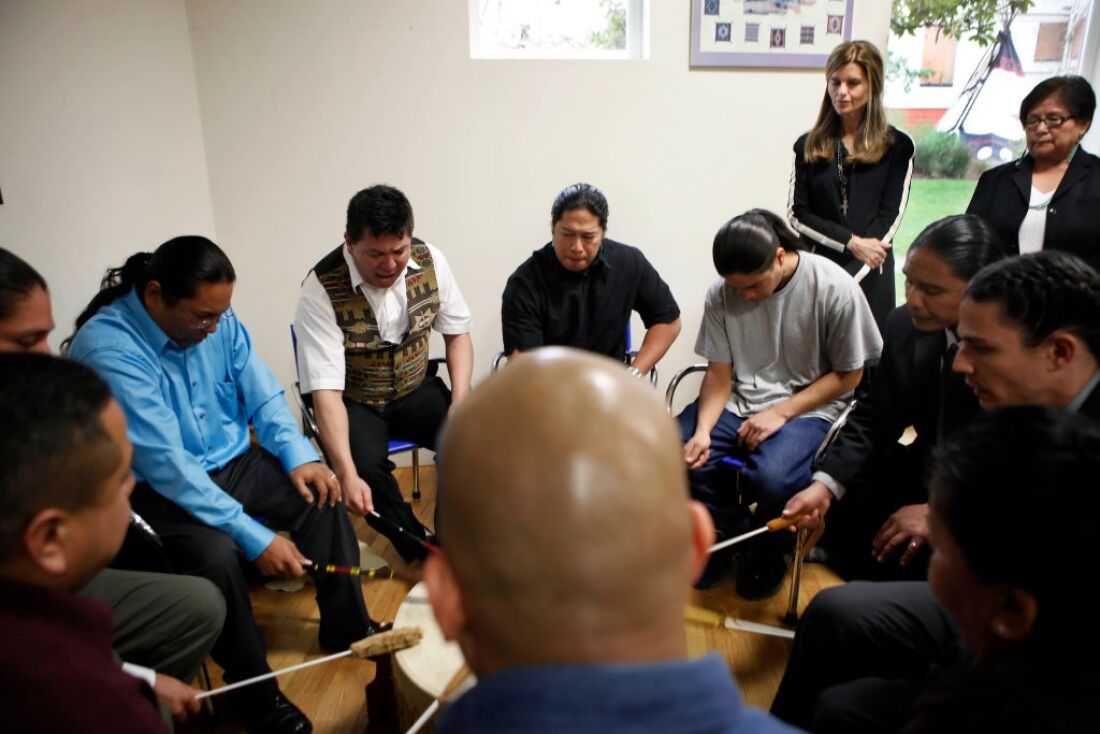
left=181, top=467, right=844, bottom=733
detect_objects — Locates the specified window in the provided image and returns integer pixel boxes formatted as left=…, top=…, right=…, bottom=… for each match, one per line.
left=920, top=26, right=957, bottom=86
left=469, top=0, right=649, bottom=60
left=1035, top=22, right=1068, bottom=63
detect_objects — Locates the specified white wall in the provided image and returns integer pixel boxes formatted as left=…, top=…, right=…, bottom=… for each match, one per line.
left=0, top=0, right=216, bottom=349
left=185, top=0, right=891, bottom=397
left=2, top=0, right=891, bottom=396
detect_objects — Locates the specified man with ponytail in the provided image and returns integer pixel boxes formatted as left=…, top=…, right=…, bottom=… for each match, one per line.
left=69, top=236, right=378, bottom=734
left=678, top=210, right=881, bottom=599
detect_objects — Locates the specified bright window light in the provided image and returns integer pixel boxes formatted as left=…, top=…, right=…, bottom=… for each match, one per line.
left=469, top=0, right=649, bottom=60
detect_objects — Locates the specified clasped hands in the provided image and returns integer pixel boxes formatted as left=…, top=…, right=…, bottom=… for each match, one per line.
left=847, top=235, right=890, bottom=269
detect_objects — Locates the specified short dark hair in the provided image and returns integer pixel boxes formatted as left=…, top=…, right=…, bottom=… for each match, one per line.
left=551, top=183, right=609, bottom=230
left=908, top=214, right=1008, bottom=281
left=71, top=236, right=236, bottom=334
left=1020, top=75, right=1096, bottom=125
left=931, top=406, right=1100, bottom=642
left=712, top=209, right=803, bottom=276
left=346, top=185, right=415, bottom=242
left=0, top=248, right=47, bottom=320
left=964, top=251, right=1100, bottom=361
left=0, top=353, right=119, bottom=550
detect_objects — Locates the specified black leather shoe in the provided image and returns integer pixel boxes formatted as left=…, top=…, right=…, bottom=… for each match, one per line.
left=243, top=691, right=312, bottom=734
left=694, top=548, right=736, bottom=590
left=735, top=551, right=788, bottom=601
left=318, top=617, right=393, bottom=652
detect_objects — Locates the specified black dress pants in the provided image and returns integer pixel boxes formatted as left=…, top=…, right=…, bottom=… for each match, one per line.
left=345, top=376, right=450, bottom=560
left=129, top=447, right=372, bottom=698
left=770, top=581, right=966, bottom=733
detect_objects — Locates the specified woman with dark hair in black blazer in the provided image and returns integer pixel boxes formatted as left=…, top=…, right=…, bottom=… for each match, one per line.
left=967, top=75, right=1100, bottom=270
left=789, top=40, right=915, bottom=333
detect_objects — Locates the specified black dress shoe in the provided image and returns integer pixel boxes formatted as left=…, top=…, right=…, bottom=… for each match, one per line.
left=318, top=617, right=392, bottom=652
left=242, top=691, right=312, bottom=734
left=735, top=551, right=788, bottom=601
left=695, top=547, right=736, bottom=590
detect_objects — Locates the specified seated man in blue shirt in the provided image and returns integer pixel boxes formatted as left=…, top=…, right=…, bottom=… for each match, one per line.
left=69, top=236, right=379, bottom=734
left=501, top=183, right=681, bottom=374
left=424, top=348, right=799, bottom=734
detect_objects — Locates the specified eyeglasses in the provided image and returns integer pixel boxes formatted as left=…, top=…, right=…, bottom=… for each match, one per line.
left=1023, top=114, right=1074, bottom=130
left=191, top=308, right=230, bottom=332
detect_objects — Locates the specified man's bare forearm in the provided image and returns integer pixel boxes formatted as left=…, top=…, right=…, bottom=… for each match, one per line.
left=311, top=389, right=357, bottom=477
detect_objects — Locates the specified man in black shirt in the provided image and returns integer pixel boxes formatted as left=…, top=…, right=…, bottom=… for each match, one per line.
left=501, top=183, right=681, bottom=373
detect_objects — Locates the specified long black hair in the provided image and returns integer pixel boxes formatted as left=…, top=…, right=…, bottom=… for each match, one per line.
left=71, top=235, right=236, bottom=334
left=907, top=215, right=1008, bottom=281
left=712, top=209, right=804, bottom=276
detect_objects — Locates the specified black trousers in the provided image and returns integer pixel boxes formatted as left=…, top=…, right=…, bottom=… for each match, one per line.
left=345, top=376, right=450, bottom=560
left=823, top=443, right=931, bottom=581
left=129, top=447, right=372, bottom=697
left=770, top=581, right=966, bottom=733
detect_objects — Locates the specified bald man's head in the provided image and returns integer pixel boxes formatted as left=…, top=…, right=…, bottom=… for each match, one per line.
left=425, top=348, right=712, bottom=673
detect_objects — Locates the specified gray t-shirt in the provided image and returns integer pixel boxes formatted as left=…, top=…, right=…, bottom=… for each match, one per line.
left=694, top=251, right=883, bottom=423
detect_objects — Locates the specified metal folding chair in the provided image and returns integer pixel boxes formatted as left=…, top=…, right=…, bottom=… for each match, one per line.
left=665, top=363, right=855, bottom=624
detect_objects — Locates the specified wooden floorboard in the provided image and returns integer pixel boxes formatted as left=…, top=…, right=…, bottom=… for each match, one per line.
left=181, top=466, right=843, bottom=732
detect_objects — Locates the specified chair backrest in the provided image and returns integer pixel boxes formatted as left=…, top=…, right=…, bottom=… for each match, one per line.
left=664, top=364, right=707, bottom=413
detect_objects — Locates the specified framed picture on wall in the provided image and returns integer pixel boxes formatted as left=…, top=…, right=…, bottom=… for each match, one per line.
left=691, top=0, right=855, bottom=69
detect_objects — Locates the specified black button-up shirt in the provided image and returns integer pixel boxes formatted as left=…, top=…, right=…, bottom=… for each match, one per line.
left=501, top=239, right=680, bottom=361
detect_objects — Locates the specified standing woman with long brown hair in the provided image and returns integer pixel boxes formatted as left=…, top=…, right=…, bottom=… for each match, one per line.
left=788, top=40, right=915, bottom=333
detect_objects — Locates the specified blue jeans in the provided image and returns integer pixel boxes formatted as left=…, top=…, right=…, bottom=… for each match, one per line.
left=677, top=400, right=828, bottom=549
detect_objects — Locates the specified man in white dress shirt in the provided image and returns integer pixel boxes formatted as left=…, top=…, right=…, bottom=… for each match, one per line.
left=294, top=185, right=473, bottom=560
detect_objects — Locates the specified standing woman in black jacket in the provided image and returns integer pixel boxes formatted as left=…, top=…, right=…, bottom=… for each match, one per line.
left=967, top=75, right=1100, bottom=271
left=789, top=40, right=915, bottom=333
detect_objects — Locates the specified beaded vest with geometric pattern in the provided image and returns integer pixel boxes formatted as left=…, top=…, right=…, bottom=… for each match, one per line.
left=313, top=239, right=440, bottom=408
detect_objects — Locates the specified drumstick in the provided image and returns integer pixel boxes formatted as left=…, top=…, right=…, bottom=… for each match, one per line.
left=405, top=663, right=472, bottom=734
left=854, top=264, right=871, bottom=283
left=368, top=510, right=442, bottom=555
left=708, top=514, right=803, bottom=554
left=301, top=562, right=394, bottom=579
left=194, top=626, right=422, bottom=700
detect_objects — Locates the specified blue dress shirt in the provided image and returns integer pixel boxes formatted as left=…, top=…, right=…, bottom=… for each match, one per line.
left=70, top=289, right=318, bottom=559
left=436, top=654, right=804, bottom=734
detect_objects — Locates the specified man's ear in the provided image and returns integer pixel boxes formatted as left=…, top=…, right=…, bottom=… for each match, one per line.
left=688, top=500, right=716, bottom=585
left=423, top=553, right=467, bottom=643
left=344, top=232, right=353, bottom=250
left=22, top=508, right=70, bottom=577
left=1045, top=330, right=1079, bottom=371
left=989, top=586, right=1039, bottom=644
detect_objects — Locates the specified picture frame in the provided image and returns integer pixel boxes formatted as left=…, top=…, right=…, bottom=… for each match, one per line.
left=691, top=0, right=855, bottom=69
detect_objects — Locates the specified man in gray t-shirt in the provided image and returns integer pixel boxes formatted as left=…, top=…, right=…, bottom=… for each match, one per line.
left=678, top=211, right=881, bottom=600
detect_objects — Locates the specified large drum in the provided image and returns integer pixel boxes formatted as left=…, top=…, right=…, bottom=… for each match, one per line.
left=393, top=582, right=475, bottom=733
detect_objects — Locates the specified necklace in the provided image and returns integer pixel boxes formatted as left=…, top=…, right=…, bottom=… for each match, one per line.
left=836, top=141, right=849, bottom=220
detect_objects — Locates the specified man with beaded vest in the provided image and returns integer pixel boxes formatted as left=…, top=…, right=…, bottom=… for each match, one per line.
left=294, top=185, right=473, bottom=560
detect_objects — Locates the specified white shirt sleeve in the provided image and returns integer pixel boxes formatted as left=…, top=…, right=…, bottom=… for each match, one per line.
left=427, top=245, right=472, bottom=335
left=121, top=662, right=157, bottom=688
left=293, top=272, right=347, bottom=394
left=811, top=470, right=847, bottom=501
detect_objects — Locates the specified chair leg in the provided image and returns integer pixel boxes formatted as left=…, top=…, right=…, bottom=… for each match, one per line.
left=198, top=661, right=217, bottom=717
left=783, top=528, right=806, bottom=626
left=411, top=448, right=421, bottom=502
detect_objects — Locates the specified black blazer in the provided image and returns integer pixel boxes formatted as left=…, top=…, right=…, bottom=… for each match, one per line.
left=817, top=305, right=979, bottom=493
left=789, top=126, right=915, bottom=330
left=967, top=149, right=1100, bottom=271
